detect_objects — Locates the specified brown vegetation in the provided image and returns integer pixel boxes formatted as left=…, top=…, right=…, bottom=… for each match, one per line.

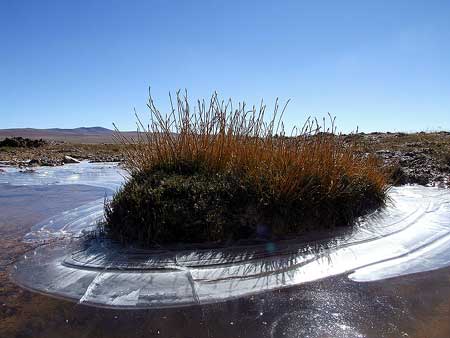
left=104, top=91, right=388, bottom=245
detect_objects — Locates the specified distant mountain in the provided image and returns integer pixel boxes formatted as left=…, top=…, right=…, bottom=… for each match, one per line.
left=46, top=127, right=115, bottom=135
left=76, top=127, right=115, bottom=134
left=0, top=127, right=136, bottom=144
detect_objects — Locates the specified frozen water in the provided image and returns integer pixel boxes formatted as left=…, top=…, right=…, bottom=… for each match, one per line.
left=4, top=162, right=450, bottom=308
left=0, top=161, right=126, bottom=190
left=0, top=162, right=126, bottom=240
left=24, top=198, right=106, bottom=241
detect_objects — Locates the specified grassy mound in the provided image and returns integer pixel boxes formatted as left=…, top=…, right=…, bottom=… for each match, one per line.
left=104, top=91, right=388, bottom=246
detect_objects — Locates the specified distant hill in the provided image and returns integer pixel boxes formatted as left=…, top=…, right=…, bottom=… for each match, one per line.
left=48, top=127, right=114, bottom=135
left=0, top=127, right=137, bottom=144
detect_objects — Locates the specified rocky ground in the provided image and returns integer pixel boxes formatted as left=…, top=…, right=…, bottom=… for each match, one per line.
left=1, top=132, right=449, bottom=187
left=0, top=140, right=125, bottom=166
left=355, top=131, right=450, bottom=187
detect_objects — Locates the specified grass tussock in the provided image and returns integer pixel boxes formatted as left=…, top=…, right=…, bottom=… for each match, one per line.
left=105, top=91, right=388, bottom=246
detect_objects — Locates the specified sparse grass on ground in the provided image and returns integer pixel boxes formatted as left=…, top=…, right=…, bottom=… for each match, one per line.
left=103, top=92, right=388, bottom=246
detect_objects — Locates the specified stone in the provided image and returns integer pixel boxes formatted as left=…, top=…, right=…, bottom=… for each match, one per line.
left=63, top=155, right=81, bottom=164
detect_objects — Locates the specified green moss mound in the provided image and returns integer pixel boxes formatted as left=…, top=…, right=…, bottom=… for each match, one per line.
left=104, top=165, right=386, bottom=246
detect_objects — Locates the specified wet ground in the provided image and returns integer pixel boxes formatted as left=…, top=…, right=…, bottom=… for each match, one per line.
left=1, top=165, right=450, bottom=337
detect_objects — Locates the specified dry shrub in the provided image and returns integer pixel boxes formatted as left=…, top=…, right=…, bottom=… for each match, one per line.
left=106, top=91, right=388, bottom=245
left=116, top=91, right=386, bottom=201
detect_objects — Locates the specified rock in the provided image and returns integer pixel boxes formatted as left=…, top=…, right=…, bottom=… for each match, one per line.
left=40, top=161, right=56, bottom=166
left=29, top=159, right=41, bottom=166
left=40, top=158, right=62, bottom=166
left=375, top=149, right=393, bottom=155
left=63, top=155, right=81, bottom=164
left=0, top=137, right=46, bottom=148
left=390, top=166, right=408, bottom=186
left=19, top=168, right=36, bottom=174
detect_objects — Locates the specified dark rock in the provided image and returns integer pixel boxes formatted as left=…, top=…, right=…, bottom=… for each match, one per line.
left=29, top=159, right=40, bottom=166
left=0, top=137, right=46, bottom=148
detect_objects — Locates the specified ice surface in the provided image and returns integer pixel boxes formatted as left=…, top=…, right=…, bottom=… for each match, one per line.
left=0, top=161, right=126, bottom=190
left=0, top=162, right=126, bottom=240
left=5, top=162, right=450, bottom=308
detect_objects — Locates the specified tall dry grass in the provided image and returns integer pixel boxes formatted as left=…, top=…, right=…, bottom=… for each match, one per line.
left=114, top=90, right=387, bottom=202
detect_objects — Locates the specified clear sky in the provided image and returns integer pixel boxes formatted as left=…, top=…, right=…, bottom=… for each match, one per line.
left=1, top=0, right=449, bottom=132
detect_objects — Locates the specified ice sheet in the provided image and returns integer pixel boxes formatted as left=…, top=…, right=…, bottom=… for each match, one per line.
left=0, top=161, right=126, bottom=190
left=5, top=163, right=450, bottom=308
left=9, top=184, right=450, bottom=309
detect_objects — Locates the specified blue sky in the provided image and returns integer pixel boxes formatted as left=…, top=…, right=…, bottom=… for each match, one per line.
left=1, top=0, right=449, bottom=132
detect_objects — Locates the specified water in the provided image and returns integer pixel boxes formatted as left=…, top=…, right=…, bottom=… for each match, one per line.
left=1, top=162, right=450, bottom=337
